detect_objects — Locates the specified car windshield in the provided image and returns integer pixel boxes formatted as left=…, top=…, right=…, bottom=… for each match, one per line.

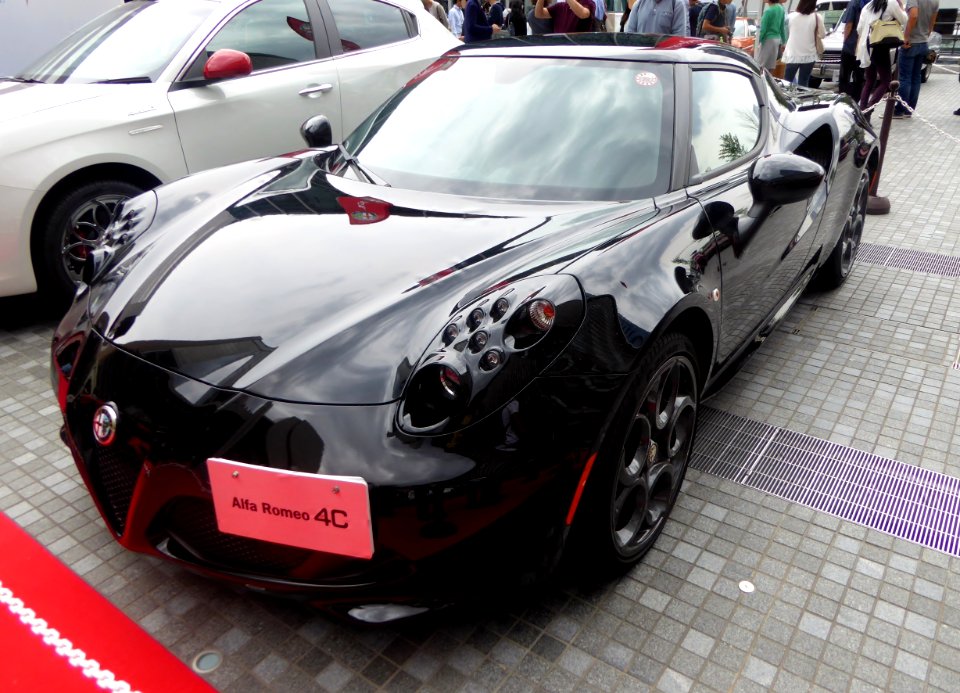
left=340, top=55, right=674, bottom=202
left=17, top=1, right=216, bottom=84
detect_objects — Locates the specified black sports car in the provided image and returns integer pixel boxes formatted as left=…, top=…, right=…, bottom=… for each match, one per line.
left=53, top=35, right=877, bottom=621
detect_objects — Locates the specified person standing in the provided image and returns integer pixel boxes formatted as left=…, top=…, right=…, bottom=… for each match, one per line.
left=894, top=0, right=939, bottom=117
left=449, top=0, right=466, bottom=38
left=837, top=0, right=865, bottom=100
left=534, top=0, right=596, bottom=33
left=688, top=0, right=702, bottom=36
left=699, top=0, right=733, bottom=40
left=488, top=0, right=505, bottom=30
left=755, top=0, right=787, bottom=71
left=594, top=0, right=607, bottom=31
left=624, top=0, right=688, bottom=35
left=725, top=0, right=738, bottom=38
left=528, top=0, right=554, bottom=32
left=782, top=0, right=824, bottom=86
left=464, top=0, right=500, bottom=41
left=507, top=0, right=528, bottom=34
left=857, top=0, right=907, bottom=112
left=422, top=0, right=450, bottom=29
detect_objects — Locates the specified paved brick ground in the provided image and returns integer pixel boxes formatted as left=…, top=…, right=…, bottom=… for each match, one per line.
left=2, top=70, right=960, bottom=692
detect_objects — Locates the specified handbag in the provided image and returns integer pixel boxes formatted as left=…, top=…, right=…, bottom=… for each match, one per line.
left=814, top=15, right=824, bottom=58
left=869, top=19, right=904, bottom=49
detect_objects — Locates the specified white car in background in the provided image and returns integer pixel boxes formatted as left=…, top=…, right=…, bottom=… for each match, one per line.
left=0, top=0, right=457, bottom=301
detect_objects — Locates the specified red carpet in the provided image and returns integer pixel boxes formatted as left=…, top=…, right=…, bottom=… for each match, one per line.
left=0, top=512, right=216, bottom=692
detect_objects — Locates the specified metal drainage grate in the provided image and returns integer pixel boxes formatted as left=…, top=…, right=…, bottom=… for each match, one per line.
left=858, top=243, right=960, bottom=277
left=691, top=407, right=960, bottom=556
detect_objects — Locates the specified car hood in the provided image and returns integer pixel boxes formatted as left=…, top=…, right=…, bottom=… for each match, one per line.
left=94, top=154, right=654, bottom=405
left=0, top=82, right=111, bottom=124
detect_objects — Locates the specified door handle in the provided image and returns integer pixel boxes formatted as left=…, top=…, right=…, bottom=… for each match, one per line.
left=299, top=83, right=334, bottom=97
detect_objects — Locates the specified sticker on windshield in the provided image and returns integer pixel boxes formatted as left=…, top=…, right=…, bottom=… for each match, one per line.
left=634, top=72, right=659, bottom=87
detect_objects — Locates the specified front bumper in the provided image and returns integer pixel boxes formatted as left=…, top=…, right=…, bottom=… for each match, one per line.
left=812, top=51, right=843, bottom=82
left=0, top=183, right=39, bottom=297
left=53, top=314, right=623, bottom=606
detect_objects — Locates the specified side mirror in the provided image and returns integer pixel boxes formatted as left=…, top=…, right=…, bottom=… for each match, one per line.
left=203, top=49, right=253, bottom=81
left=748, top=153, right=825, bottom=206
left=301, top=115, right=333, bottom=148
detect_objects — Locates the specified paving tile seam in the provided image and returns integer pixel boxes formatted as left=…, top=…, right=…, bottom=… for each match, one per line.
left=784, top=300, right=959, bottom=370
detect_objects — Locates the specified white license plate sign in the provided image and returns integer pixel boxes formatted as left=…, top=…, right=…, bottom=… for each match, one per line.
left=206, top=458, right=373, bottom=559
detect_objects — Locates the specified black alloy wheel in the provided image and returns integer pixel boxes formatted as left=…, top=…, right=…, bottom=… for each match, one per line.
left=37, top=180, right=144, bottom=304
left=819, top=169, right=868, bottom=289
left=573, top=333, right=699, bottom=573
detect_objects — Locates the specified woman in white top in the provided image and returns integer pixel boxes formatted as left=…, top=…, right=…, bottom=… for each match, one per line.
left=781, top=0, right=825, bottom=87
left=856, top=0, right=907, bottom=111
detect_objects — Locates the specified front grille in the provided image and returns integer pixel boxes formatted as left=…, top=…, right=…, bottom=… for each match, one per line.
left=88, top=444, right=141, bottom=535
left=819, top=50, right=842, bottom=66
left=161, top=498, right=316, bottom=576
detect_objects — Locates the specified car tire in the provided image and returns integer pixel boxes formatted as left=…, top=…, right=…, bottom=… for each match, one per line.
left=37, top=180, right=144, bottom=304
left=571, top=332, right=699, bottom=575
left=807, top=76, right=823, bottom=89
left=818, top=169, right=868, bottom=289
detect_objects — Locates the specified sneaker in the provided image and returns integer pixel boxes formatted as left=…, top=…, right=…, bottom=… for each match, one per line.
left=892, top=112, right=905, bottom=119
left=955, top=107, right=960, bottom=116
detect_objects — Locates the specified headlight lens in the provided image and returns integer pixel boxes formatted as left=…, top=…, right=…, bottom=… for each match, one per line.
left=104, top=190, right=158, bottom=247
left=398, top=275, right=584, bottom=434
left=82, top=191, right=158, bottom=285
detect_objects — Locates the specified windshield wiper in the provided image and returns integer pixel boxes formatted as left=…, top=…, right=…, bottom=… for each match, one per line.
left=94, top=76, right=152, bottom=84
left=335, top=144, right=389, bottom=187
left=1, top=76, right=44, bottom=84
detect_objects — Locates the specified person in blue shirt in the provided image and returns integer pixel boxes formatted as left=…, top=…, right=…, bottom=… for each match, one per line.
left=595, top=0, right=607, bottom=30
left=625, top=0, right=688, bottom=35
left=449, top=0, right=466, bottom=38
left=725, top=1, right=737, bottom=37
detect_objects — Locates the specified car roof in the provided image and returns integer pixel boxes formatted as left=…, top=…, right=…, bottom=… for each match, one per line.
left=452, top=33, right=761, bottom=73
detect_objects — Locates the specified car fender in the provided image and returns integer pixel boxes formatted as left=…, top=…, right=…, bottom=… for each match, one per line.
left=0, top=86, right=188, bottom=295
left=557, top=195, right=722, bottom=383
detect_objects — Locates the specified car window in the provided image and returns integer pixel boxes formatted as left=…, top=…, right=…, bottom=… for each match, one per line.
left=690, top=70, right=761, bottom=176
left=18, top=2, right=215, bottom=83
left=186, top=0, right=317, bottom=77
left=326, top=0, right=414, bottom=53
left=342, top=56, right=673, bottom=201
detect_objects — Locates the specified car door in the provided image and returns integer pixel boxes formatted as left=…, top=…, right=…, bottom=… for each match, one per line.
left=685, top=67, right=818, bottom=367
left=318, top=0, right=448, bottom=137
left=167, top=0, right=340, bottom=174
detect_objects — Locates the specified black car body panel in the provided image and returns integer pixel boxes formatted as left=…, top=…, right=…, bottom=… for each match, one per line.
left=53, top=36, right=878, bottom=613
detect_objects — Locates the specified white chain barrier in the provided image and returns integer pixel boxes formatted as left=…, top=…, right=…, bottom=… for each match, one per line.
left=0, top=580, right=140, bottom=693
left=886, top=92, right=960, bottom=147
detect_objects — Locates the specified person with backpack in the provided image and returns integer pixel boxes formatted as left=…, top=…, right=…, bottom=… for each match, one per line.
left=698, top=0, right=733, bottom=40
left=856, top=0, right=907, bottom=112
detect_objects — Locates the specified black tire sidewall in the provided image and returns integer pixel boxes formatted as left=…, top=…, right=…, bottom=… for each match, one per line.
left=569, top=332, right=700, bottom=574
left=36, top=180, right=144, bottom=304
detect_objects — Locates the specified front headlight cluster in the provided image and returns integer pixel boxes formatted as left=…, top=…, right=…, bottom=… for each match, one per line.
left=399, top=275, right=584, bottom=434
left=82, top=191, right=158, bottom=285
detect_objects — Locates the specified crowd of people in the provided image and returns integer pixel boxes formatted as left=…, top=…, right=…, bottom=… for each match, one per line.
left=424, top=0, right=946, bottom=118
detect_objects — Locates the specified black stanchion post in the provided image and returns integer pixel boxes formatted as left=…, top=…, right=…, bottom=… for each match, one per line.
left=867, top=61, right=899, bottom=215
